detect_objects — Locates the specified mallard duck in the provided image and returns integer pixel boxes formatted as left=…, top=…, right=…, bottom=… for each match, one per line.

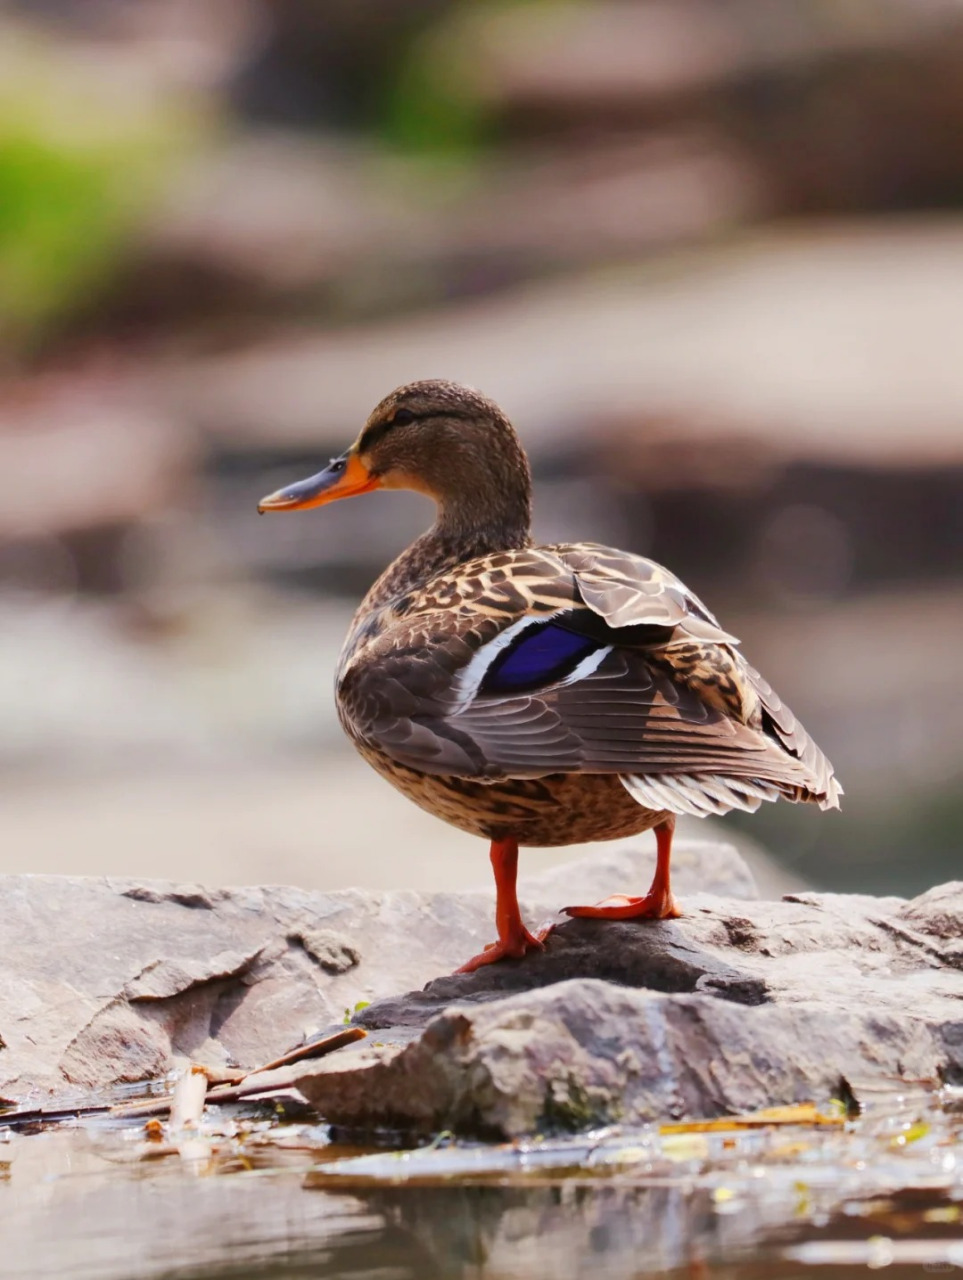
left=259, top=380, right=841, bottom=973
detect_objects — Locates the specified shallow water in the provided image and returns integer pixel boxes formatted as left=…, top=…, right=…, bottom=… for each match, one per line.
left=3, top=1083, right=962, bottom=1280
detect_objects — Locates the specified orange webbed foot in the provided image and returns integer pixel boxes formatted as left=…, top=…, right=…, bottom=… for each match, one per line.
left=454, top=924, right=550, bottom=974
left=562, top=891, right=681, bottom=921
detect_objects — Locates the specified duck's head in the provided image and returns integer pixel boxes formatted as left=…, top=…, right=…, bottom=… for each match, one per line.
left=258, top=379, right=532, bottom=540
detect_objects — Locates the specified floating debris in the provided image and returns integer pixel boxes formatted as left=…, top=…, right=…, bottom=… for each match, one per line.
left=0, top=1027, right=367, bottom=1133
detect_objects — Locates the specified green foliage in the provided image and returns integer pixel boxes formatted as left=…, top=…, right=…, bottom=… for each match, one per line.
left=343, top=1000, right=371, bottom=1025
left=0, top=31, right=200, bottom=350
left=381, top=0, right=580, bottom=155
left=0, top=131, right=125, bottom=338
left=381, top=15, right=488, bottom=155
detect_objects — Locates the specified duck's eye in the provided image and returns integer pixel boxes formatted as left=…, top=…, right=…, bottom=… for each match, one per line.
left=329, top=456, right=346, bottom=473
left=391, top=408, right=415, bottom=426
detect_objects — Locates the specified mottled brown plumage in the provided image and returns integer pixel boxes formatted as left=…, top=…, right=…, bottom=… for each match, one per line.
left=259, top=379, right=841, bottom=971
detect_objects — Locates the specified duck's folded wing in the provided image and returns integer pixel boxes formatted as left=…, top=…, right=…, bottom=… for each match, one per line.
left=345, top=626, right=839, bottom=811
left=340, top=546, right=840, bottom=811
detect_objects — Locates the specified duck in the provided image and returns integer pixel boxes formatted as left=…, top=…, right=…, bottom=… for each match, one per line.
left=258, top=379, right=841, bottom=973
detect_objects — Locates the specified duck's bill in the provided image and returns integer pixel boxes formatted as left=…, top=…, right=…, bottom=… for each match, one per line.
left=257, top=450, right=381, bottom=512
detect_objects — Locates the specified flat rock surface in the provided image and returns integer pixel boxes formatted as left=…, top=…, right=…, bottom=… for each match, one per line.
left=0, top=838, right=750, bottom=1099
left=3, top=843, right=962, bottom=1140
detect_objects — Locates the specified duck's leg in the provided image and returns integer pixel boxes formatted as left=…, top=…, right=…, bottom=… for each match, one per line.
left=456, top=835, right=545, bottom=973
left=562, top=816, right=681, bottom=920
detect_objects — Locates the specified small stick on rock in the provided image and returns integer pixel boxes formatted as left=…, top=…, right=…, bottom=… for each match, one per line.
left=110, top=1026, right=367, bottom=1121
left=0, top=1027, right=368, bottom=1129
left=250, top=1027, right=367, bottom=1076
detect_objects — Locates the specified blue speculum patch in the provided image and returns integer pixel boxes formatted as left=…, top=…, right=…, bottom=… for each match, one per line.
left=481, top=621, right=600, bottom=694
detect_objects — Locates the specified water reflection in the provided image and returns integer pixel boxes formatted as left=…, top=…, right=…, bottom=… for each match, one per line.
left=1, top=1128, right=777, bottom=1280
left=4, top=1092, right=963, bottom=1280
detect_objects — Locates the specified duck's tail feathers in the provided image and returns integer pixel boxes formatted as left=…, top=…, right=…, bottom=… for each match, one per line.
left=619, top=771, right=840, bottom=819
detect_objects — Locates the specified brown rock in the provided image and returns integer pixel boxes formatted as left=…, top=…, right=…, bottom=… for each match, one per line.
left=289, top=884, right=963, bottom=1137
left=0, top=837, right=749, bottom=1098
left=4, top=849, right=960, bottom=1139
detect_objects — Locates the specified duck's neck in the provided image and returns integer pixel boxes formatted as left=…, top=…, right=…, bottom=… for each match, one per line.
left=363, top=486, right=533, bottom=612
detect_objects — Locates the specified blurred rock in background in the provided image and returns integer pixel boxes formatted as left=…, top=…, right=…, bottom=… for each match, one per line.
left=1, top=0, right=961, bottom=896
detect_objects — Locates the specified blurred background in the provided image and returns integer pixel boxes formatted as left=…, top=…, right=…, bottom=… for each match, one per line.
left=1, top=0, right=961, bottom=898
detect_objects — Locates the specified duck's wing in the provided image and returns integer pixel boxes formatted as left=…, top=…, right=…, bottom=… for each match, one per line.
left=338, top=544, right=841, bottom=815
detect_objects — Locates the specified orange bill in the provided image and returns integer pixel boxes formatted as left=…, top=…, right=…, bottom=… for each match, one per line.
left=257, top=450, right=381, bottom=513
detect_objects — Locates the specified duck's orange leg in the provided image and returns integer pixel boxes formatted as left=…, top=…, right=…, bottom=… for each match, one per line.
left=562, top=816, right=681, bottom=920
left=456, top=835, right=546, bottom=973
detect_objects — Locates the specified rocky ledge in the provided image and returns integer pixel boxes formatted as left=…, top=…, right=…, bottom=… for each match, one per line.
left=2, top=841, right=961, bottom=1138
